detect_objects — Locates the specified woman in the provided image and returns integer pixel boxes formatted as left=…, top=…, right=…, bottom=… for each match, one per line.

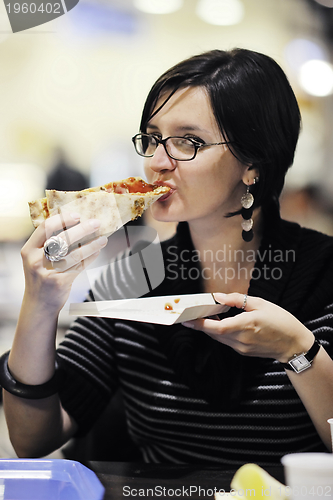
left=2, top=49, right=333, bottom=465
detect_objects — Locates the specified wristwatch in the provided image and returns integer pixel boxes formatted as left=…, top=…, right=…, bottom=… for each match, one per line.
left=282, top=339, right=321, bottom=373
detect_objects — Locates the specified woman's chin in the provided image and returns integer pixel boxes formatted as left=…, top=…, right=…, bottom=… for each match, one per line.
left=150, top=204, right=179, bottom=223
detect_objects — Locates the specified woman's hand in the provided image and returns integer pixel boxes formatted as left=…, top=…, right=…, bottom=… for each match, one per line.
left=182, top=292, right=315, bottom=363
left=21, top=212, right=107, bottom=313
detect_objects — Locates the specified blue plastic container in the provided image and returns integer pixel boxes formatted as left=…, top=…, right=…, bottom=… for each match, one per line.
left=0, top=458, right=105, bottom=499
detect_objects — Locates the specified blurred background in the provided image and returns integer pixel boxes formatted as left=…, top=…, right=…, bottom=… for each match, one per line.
left=1, top=0, right=333, bottom=456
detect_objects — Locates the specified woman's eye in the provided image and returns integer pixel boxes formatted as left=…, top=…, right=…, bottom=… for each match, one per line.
left=146, top=131, right=161, bottom=138
left=151, top=135, right=162, bottom=142
left=185, top=135, right=205, bottom=145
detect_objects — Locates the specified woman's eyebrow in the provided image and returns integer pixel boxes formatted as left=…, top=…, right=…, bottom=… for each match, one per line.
left=146, top=124, right=159, bottom=131
left=176, top=125, right=210, bottom=134
left=146, top=124, right=210, bottom=134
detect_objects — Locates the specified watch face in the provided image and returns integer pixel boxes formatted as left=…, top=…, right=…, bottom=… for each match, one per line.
left=289, top=355, right=311, bottom=373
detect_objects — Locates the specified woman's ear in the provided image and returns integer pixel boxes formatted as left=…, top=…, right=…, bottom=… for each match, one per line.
left=242, top=165, right=260, bottom=186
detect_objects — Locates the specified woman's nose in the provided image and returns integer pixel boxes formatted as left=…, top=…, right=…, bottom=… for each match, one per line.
left=148, top=143, right=177, bottom=173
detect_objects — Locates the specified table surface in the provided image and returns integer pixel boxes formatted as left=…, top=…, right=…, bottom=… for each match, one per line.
left=89, top=462, right=286, bottom=500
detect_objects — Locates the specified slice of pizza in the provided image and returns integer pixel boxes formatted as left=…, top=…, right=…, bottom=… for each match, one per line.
left=28, top=176, right=170, bottom=237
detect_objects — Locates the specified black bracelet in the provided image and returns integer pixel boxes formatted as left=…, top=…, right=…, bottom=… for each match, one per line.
left=0, top=350, right=62, bottom=399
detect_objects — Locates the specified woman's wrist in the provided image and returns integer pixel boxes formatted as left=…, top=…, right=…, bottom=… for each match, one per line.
left=20, top=286, right=68, bottom=332
left=0, top=350, right=64, bottom=399
left=22, top=288, right=66, bottom=317
left=10, top=294, right=60, bottom=384
left=277, top=328, right=315, bottom=364
left=281, top=339, right=321, bottom=373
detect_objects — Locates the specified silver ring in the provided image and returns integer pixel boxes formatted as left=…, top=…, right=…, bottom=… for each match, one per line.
left=241, top=294, right=248, bottom=311
left=43, top=236, right=69, bottom=262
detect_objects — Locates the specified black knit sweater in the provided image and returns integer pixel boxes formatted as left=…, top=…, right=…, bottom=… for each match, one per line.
left=57, top=215, right=333, bottom=465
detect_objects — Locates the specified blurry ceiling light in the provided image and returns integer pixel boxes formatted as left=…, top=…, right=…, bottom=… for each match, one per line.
left=299, top=60, right=333, bottom=97
left=285, top=38, right=328, bottom=72
left=196, top=0, right=244, bottom=26
left=133, top=0, right=183, bottom=14
left=314, top=0, right=333, bottom=7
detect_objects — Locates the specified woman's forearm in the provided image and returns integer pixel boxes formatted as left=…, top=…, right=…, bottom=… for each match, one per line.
left=2, top=295, right=77, bottom=457
left=3, top=391, right=76, bottom=458
left=9, top=293, right=59, bottom=384
left=286, top=345, right=333, bottom=450
left=3, top=214, right=104, bottom=457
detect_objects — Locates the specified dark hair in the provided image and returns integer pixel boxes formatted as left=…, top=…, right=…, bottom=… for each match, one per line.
left=139, top=48, right=301, bottom=211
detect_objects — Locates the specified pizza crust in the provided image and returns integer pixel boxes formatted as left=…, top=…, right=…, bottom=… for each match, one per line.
left=28, top=177, right=169, bottom=237
left=28, top=198, right=49, bottom=227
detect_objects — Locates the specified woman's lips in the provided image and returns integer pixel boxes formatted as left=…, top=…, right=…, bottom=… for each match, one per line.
left=154, top=181, right=176, bottom=202
left=158, top=189, right=175, bottom=202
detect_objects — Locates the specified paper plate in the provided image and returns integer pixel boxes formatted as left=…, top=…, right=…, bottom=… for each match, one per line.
left=70, top=292, right=230, bottom=325
left=0, top=459, right=104, bottom=500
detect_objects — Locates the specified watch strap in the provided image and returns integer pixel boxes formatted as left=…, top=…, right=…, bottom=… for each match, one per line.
left=282, top=339, right=321, bottom=372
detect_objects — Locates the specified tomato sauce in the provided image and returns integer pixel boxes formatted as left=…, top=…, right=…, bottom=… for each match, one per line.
left=124, top=178, right=158, bottom=193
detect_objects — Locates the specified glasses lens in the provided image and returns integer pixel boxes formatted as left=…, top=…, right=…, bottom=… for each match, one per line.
left=166, top=137, right=196, bottom=160
left=133, top=134, right=197, bottom=160
left=134, top=134, right=156, bottom=157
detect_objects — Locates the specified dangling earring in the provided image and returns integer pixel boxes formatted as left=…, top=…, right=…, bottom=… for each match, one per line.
left=241, top=179, right=257, bottom=242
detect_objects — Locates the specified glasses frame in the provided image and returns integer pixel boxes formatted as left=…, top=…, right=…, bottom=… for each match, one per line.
left=132, top=133, right=231, bottom=161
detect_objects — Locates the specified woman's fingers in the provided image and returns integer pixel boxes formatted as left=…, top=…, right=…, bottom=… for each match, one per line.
left=25, top=213, right=106, bottom=270
left=182, top=292, right=315, bottom=360
left=58, top=219, right=102, bottom=249
left=30, top=212, right=103, bottom=249
left=182, top=314, right=247, bottom=336
left=19, top=214, right=109, bottom=312
left=52, top=235, right=108, bottom=272
left=213, top=292, right=263, bottom=312
left=181, top=292, right=256, bottom=334
left=29, top=213, right=82, bottom=248
left=22, top=213, right=108, bottom=277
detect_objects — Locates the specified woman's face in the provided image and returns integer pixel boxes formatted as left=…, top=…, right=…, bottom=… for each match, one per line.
left=144, top=86, right=251, bottom=226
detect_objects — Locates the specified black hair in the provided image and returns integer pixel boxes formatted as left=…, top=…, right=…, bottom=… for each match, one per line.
left=139, top=48, right=301, bottom=212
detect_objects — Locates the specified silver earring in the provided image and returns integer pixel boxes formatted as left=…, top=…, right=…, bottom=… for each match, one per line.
left=241, top=184, right=254, bottom=210
left=241, top=179, right=257, bottom=242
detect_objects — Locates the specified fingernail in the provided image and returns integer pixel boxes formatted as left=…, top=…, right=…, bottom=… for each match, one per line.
left=213, top=292, right=227, bottom=301
left=71, top=212, right=81, bottom=220
left=97, top=236, right=107, bottom=247
left=89, top=219, right=101, bottom=229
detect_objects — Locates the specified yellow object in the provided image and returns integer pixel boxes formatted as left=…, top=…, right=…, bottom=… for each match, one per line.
left=215, top=463, right=287, bottom=500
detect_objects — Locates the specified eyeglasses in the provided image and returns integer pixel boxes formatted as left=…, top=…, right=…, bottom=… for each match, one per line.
left=132, top=133, right=231, bottom=161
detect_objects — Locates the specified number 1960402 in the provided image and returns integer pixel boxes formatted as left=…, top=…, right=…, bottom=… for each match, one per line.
left=6, top=3, right=61, bottom=14
left=278, top=485, right=332, bottom=497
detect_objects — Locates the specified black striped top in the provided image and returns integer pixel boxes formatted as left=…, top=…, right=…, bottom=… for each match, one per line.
left=57, top=217, right=333, bottom=465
